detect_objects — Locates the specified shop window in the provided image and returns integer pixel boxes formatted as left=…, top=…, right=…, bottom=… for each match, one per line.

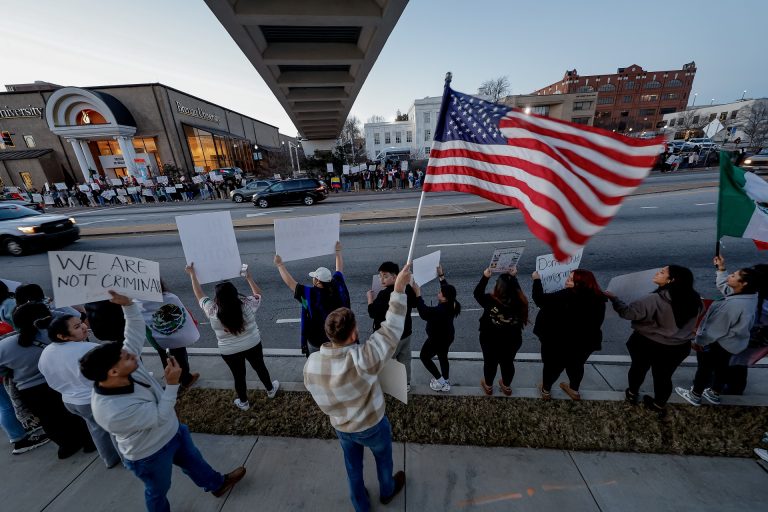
left=424, top=147, right=431, bottom=156
left=23, top=135, right=36, bottom=148
left=1, top=131, right=14, bottom=147
left=670, top=118, right=676, bottom=127
left=693, top=116, right=700, bottom=124
left=661, top=93, right=678, bottom=100
left=19, top=172, right=33, bottom=189
left=719, top=112, right=728, bottom=121
left=639, top=108, right=656, bottom=116
left=709, top=113, right=717, bottom=122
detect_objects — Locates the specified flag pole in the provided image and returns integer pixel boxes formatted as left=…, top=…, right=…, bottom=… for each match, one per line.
left=406, top=71, right=453, bottom=265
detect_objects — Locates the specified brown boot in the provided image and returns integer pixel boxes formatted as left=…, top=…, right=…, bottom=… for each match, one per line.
left=559, top=382, right=581, bottom=401
left=212, top=466, right=246, bottom=498
left=498, top=379, right=512, bottom=396
left=480, top=378, right=493, bottom=396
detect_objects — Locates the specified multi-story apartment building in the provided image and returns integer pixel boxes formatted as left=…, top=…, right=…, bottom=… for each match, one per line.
left=533, top=62, right=696, bottom=134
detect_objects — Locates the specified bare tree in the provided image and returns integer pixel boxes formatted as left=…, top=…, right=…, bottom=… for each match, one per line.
left=671, top=110, right=712, bottom=139
left=478, top=76, right=510, bottom=103
left=395, top=109, right=408, bottom=121
left=339, top=116, right=363, bottom=164
left=366, top=114, right=386, bottom=123
left=742, top=103, right=768, bottom=150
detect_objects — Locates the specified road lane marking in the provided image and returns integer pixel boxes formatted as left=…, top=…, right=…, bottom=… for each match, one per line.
left=76, top=218, right=127, bottom=226
left=276, top=318, right=301, bottom=323
left=695, top=202, right=716, bottom=206
left=639, top=206, right=658, bottom=209
left=246, top=209, right=293, bottom=217
left=427, top=239, right=526, bottom=248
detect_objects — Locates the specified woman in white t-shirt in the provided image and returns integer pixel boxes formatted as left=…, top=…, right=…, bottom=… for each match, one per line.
left=186, top=263, right=278, bottom=411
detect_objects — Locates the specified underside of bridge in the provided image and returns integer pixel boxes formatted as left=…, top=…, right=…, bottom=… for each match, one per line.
left=205, top=0, right=408, bottom=147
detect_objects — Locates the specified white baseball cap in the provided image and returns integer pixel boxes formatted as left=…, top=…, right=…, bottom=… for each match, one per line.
left=308, top=267, right=332, bottom=283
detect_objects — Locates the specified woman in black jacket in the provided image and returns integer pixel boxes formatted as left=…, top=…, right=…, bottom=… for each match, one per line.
left=413, top=266, right=461, bottom=392
left=532, top=269, right=607, bottom=400
left=474, top=267, right=528, bottom=396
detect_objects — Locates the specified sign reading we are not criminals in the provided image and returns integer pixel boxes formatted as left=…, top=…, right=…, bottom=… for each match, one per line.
left=49, top=251, right=162, bottom=307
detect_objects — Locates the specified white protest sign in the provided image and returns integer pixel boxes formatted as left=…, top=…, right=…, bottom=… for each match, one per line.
left=126, top=186, right=138, bottom=194
left=175, top=184, right=184, bottom=189
left=110, top=178, right=123, bottom=186
left=157, top=175, right=169, bottom=184
left=535, top=248, right=584, bottom=293
left=115, top=188, right=127, bottom=196
left=101, top=190, right=117, bottom=199
left=274, top=213, right=340, bottom=262
left=379, top=359, right=408, bottom=404
left=1, top=278, right=21, bottom=292
left=44, top=195, right=54, bottom=205
left=78, top=184, right=90, bottom=192
left=400, top=161, right=408, bottom=171
left=489, top=246, right=525, bottom=274
left=6, top=186, right=19, bottom=193
left=164, top=186, right=177, bottom=194
left=136, top=177, right=146, bottom=185
left=412, top=250, right=441, bottom=286
left=117, top=195, right=128, bottom=204
left=144, top=179, right=154, bottom=186
left=326, top=163, right=334, bottom=172
left=210, top=174, right=224, bottom=182
left=90, top=182, right=100, bottom=191
left=54, top=182, right=67, bottom=190
left=607, top=269, right=659, bottom=305
left=342, top=165, right=350, bottom=175
left=192, top=176, right=203, bottom=184
left=273, top=174, right=281, bottom=180
left=142, top=189, right=153, bottom=197
left=176, top=211, right=242, bottom=284
left=371, top=274, right=383, bottom=295
left=49, top=251, right=162, bottom=307
left=31, top=193, right=43, bottom=203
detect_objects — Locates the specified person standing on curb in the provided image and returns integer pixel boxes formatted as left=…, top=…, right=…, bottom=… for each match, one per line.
left=676, top=256, right=758, bottom=406
left=80, top=291, right=246, bottom=512
left=609, top=265, right=702, bottom=418
left=412, top=265, right=461, bottom=392
left=304, top=264, right=411, bottom=512
left=186, top=263, right=279, bottom=411
left=368, top=261, right=418, bottom=391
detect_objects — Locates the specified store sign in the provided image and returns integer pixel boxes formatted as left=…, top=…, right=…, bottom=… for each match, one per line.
left=175, top=100, right=220, bottom=124
left=99, top=152, right=156, bottom=170
left=0, top=106, right=44, bottom=119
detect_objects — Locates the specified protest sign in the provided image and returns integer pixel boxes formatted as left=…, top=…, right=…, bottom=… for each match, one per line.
left=371, top=274, right=383, bottom=295
left=102, top=190, right=117, bottom=199
left=274, top=213, right=340, bottom=262
left=1, top=278, right=21, bottom=292
left=489, top=246, right=525, bottom=274
left=117, top=195, right=128, bottom=204
left=126, top=186, right=137, bottom=194
left=343, top=165, right=350, bottom=175
left=156, top=175, right=169, bottom=184
left=78, top=184, right=90, bottom=193
left=6, top=186, right=19, bottom=193
left=115, top=188, right=126, bottom=196
left=44, top=195, right=54, bottom=205
left=31, top=193, right=43, bottom=203
left=142, top=189, right=153, bottom=197
left=90, top=182, right=100, bottom=191
left=535, top=248, right=584, bottom=293
left=144, top=179, right=154, bottom=186
left=400, top=161, right=408, bottom=171
left=175, top=184, right=184, bottom=189
left=326, top=163, right=334, bottom=173
left=136, top=177, right=145, bottom=185
left=273, top=174, right=281, bottom=180
left=412, top=250, right=441, bottom=286
left=194, top=166, right=205, bottom=173
left=110, top=179, right=123, bottom=186
left=607, top=269, right=659, bottom=305
left=380, top=360, right=408, bottom=404
left=49, top=251, right=162, bottom=307
left=192, top=176, right=203, bottom=184
left=210, top=174, right=224, bottom=182
left=164, top=186, right=176, bottom=194
left=54, top=182, right=67, bottom=190
left=176, top=211, right=242, bottom=284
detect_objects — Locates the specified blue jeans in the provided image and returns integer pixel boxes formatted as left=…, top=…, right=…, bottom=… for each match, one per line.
left=124, top=424, right=224, bottom=512
left=335, top=415, right=395, bottom=512
left=0, top=382, right=26, bottom=442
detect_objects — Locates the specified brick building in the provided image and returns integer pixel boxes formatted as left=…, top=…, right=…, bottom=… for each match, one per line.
left=533, top=62, right=696, bottom=134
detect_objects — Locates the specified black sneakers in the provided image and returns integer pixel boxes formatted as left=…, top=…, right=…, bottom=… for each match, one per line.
left=380, top=471, right=405, bottom=505
left=12, top=433, right=50, bottom=455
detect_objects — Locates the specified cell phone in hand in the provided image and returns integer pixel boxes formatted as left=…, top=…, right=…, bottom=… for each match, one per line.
left=240, top=264, right=249, bottom=277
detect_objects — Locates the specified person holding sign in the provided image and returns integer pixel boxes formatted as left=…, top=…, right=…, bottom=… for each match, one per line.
left=80, top=291, right=247, bottom=511
left=474, top=267, right=528, bottom=396
left=303, top=264, right=411, bottom=512
left=275, top=241, right=350, bottom=357
left=412, top=265, right=461, bottom=392
left=608, top=266, right=702, bottom=417
left=531, top=269, right=607, bottom=400
left=186, top=263, right=279, bottom=410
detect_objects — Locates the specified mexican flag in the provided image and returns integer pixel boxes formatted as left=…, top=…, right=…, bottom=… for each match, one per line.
left=718, top=152, right=768, bottom=249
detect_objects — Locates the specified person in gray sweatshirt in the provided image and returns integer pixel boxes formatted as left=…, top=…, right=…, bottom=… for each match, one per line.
left=79, top=291, right=246, bottom=512
left=676, top=256, right=759, bottom=406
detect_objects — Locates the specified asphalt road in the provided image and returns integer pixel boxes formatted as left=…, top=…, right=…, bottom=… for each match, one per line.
left=1, top=183, right=760, bottom=357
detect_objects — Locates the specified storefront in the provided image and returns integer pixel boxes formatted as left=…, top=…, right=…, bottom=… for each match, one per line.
left=0, top=81, right=283, bottom=191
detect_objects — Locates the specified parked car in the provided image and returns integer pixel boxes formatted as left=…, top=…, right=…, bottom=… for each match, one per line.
left=230, top=179, right=277, bottom=203
left=687, top=137, right=717, bottom=150
left=0, top=204, right=79, bottom=256
left=253, top=178, right=328, bottom=208
left=742, top=148, right=768, bottom=174
left=0, top=198, right=45, bottom=212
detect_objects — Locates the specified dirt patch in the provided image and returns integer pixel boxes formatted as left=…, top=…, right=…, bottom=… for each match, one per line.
left=176, top=389, right=768, bottom=457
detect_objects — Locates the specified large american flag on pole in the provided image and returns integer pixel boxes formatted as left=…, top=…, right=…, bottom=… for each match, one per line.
left=424, top=84, right=664, bottom=260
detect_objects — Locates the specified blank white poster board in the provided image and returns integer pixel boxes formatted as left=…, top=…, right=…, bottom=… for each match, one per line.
left=412, top=250, right=441, bottom=286
left=371, top=274, right=383, bottom=295
left=607, top=268, right=659, bottom=304
left=176, top=211, right=242, bottom=284
left=1, top=278, right=21, bottom=292
left=535, top=248, right=584, bottom=293
left=274, top=213, right=340, bottom=262
left=49, top=251, right=162, bottom=307
left=380, top=359, right=408, bottom=404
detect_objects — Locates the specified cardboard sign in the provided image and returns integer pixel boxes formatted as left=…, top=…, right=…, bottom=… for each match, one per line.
left=274, top=213, right=340, bottom=262
left=176, top=211, right=242, bottom=284
left=210, top=174, right=224, bottom=182
left=489, top=246, right=525, bottom=274
left=110, top=179, right=123, bottom=186
left=380, top=360, right=408, bottom=404
left=117, top=195, right=128, bottom=204
left=273, top=174, right=281, bottom=180
left=54, top=182, right=68, bottom=191
left=535, top=249, right=584, bottom=293
left=164, top=186, right=177, bottom=194
left=412, top=250, right=441, bottom=286
left=607, top=269, right=659, bottom=305
left=157, top=176, right=169, bottom=184
left=49, top=251, right=162, bottom=307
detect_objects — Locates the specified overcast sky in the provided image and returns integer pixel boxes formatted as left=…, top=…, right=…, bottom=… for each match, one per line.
left=2, top=0, right=766, bottom=135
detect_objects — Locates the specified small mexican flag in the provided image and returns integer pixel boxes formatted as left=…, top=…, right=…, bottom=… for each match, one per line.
left=718, top=151, right=768, bottom=249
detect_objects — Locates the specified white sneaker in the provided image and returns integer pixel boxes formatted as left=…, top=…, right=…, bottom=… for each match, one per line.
left=406, top=384, right=411, bottom=393
left=701, top=388, right=721, bottom=405
left=267, top=380, right=280, bottom=399
left=429, top=378, right=443, bottom=391
left=755, top=448, right=768, bottom=463
left=675, top=386, right=701, bottom=406
left=233, top=398, right=250, bottom=411
left=441, top=380, right=451, bottom=392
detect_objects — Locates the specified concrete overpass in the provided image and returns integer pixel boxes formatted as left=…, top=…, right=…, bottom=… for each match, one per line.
left=204, top=0, right=409, bottom=152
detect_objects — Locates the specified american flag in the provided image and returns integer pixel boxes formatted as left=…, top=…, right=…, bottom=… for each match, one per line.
left=424, top=86, right=664, bottom=260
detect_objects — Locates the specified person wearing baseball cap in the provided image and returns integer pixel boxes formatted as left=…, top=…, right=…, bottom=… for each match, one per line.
left=275, top=241, right=350, bottom=357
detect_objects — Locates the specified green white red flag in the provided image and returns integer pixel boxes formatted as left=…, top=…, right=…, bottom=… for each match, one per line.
left=717, top=152, right=768, bottom=250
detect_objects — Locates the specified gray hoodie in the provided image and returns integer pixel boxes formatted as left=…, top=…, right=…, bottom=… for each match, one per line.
left=695, top=270, right=757, bottom=354
left=91, top=302, right=179, bottom=461
left=0, top=330, right=51, bottom=390
left=612, top=288, right=701, bottom=346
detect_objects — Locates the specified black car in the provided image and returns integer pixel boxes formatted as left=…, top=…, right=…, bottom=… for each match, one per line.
left=253, top=178, right=329, bottom=208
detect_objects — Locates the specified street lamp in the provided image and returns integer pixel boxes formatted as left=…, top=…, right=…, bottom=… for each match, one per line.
left=282, top=141, right=295, bottom=173
left=691, top=92, right=698, bottom=107
left=742, top=90, right=747, bottom=100
left=710, top=98, right=715, bottom=105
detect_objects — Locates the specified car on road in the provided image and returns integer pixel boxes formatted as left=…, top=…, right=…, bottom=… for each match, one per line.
left=253, top=178, right=328, bottom=208
left=742, top=148, right=768, bottom=174
left=0, top=204, right=79, bottom=256
left=230, top=179, right=277, bottom=203
left=687, top=137, right=717, bottom=150
left=0, top=198, right=45, bottom=212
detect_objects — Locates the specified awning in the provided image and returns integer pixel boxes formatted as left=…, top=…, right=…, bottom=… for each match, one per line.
left=0, top=149, right=53, bottom=161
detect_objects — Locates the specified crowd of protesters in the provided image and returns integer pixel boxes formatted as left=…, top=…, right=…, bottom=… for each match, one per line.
left=2, top=247, right=768, bottom=511
left=327, top=167, right=425, bottom=193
